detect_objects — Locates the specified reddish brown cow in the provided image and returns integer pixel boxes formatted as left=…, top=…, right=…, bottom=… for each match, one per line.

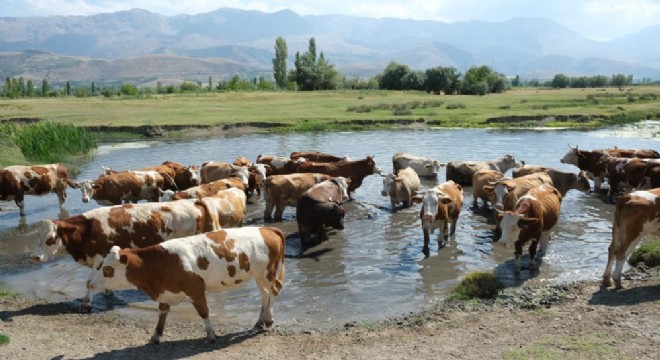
left=141, top=161, right=199, bottom=190
left=290, top=151, right=346, bottom=162
left=598, top=157, right=660, bottom=200
left=297, top=156, right=382, bottom=193
left=88, top=227, right=286, bottom=343
left=497, top=184, right=563, bottom=272
left=296, top=177, right=350, bottom=247
left=412, top=181, right=464, bottom=256
left=0, top=163, right=77, bottom=216
left=472, top=169, right=504, bottom=208
left=602, top=188, right=660, bottom=289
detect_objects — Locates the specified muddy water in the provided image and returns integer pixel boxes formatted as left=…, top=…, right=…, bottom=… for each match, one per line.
left=1, top=124, right=658, bottom=331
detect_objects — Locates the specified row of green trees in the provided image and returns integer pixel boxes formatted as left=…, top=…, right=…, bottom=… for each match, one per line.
left=550, top=73, right=634, bottom=88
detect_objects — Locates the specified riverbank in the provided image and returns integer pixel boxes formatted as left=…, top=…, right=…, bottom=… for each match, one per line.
left=0, top=267, right=657, bottom=359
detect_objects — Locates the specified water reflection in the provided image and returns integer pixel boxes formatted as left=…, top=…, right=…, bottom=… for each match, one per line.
left=0, top=126, right=657, bottom=330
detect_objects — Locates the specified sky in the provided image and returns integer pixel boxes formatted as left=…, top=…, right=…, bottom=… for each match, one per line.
left=1, top=0, right=659, bottom=41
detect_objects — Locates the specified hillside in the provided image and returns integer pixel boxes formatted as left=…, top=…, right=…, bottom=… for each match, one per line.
left=1, top=8, right=659, bottom=84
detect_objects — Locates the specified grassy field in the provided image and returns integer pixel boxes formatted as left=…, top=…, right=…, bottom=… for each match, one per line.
left=1, top=86, right=659, bottom=130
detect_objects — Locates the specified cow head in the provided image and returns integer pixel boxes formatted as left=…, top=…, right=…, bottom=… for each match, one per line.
left=367, top=156, right=383, bottom=175
left=230, top=165, right=250, bottom=188
left=100, top=165, right=113, bottom=176
left=187, top=165, right=200, bottom=187
left=560, top=145, right=579, bottom=166
left=576, top=171, right=591, bottom=192
left=250, top=164, right=268, bottom=186
left=496, top=209, right=539, bottom=248
left=483, top=179, right=514, bottom=210
left=412, top=188, right=453, bottom=229
left=88, top=245, right=133, bottom=292
left=31, top=220, right=66, bottom=262
left=498, top=155, right=517, bottom=172
left=159, top=188, right=175, bottom=202
left=76, top=180, right=101, bottom=203
left=381, top=173, right=396, bottom=197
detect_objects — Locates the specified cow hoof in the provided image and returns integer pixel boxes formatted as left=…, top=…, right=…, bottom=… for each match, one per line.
left=149, top=335, right=161, bottom=344
left=614, top=280, right=623, bottom=290
left=205, top=336, right=216, bottom=343
left=601, top=277, right=612, bottom=287
left=422, top=247, right=430, bottom=258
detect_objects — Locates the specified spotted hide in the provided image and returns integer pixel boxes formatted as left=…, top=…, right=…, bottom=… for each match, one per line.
left=0, top=163, right=77, bottom=216
left=88, top=226, right=286, bottom=344
left=31, top=200, right=221, bottom=311
left=497, top=184, right=563, bottom=272
left=412, top=181, right=463, bottom=256
left=602, top=188, right=660, bottom=289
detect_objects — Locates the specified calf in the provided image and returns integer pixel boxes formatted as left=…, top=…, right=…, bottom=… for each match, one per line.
left=159, top=178, right=246, bottom=201
left=88, top=226, right=286, bottom=343
left=297, top=156, right=382, bottom=193
left=412, top=181, right=464, bottom=256
left=392, top=152, right=445, bottom=179
left=0, top=163, right=77, bottom=216
left=472, top=169, right=504, bottom=208
left=602, top=188, right=660, bottom=289
left=31, top=200, right=221, bottom=311
left=446, top=155, right=516, bottom=185
left=141, top=161, right=199, bottom=190
left=381, top=167, right=421, bottom=209
left=497, top=184, right=563, bottom=272
left=263, top=173, right=332, bottom=220
left=77, top=170, right=166, bottom=205
left=512, top=164, right=590, bottom=197
left=296, top=177, right=350, bottom=247
left=290, top=151, right=347, bottom=162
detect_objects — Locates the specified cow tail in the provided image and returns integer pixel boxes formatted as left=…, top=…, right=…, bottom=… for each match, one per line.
left=66, top=178, right=78, bottom=189
left=196, top=199, right=221, bottom=232
left=271, top=227, right=286, bottom=297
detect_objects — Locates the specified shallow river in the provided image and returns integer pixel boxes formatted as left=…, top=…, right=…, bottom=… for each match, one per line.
left=0, top=124, right=658, bottom=330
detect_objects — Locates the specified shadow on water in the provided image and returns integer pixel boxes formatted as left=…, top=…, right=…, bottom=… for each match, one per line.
left=78, top=329, right=262, bottom=360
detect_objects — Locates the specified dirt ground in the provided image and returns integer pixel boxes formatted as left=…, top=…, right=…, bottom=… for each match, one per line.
left=0, top=267, right=658, bottom=360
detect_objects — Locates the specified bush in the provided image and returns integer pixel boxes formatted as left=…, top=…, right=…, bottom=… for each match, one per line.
left=628, top=239, right=660, bottom=268
left=2, top=122, right=97, bottom=163
left=446, top=103, right=466, bottom=110
left=0, top=333, right=9, bottom=346
left=449, top=271, right=503, bottom=301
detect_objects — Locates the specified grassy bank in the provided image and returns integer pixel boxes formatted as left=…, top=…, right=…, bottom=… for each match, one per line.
left=1, top=87, right=659, bottom=131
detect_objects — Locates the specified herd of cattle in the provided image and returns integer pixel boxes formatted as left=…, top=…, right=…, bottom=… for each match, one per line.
left=1, top=146, right=659, bottom=343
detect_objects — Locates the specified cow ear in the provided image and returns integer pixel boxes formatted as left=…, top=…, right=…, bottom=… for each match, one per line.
left=483, top=185, right=494, bottom=193
left=505, top=184, right=516, bottom=192
left=92, top=183, right=102, bottom=190
left=412, top=195, right=423, bottom=204
left=119, top=254, right=128, bottom=265
left=518, top=217, right=538, bottom=226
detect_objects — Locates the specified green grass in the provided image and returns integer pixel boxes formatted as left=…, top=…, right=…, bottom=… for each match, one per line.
left=448, top=271, right=503, bottom=301
left=628, top=239, right=660, bottom=268
left=504, top=334, right=611, bottom=360
left=0, top=333, right=9, bottom=346
left=0, top=288, right=19, bottom=299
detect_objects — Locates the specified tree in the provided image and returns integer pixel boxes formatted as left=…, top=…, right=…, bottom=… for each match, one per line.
left=401, top=71, right=426, bottom=91
left=425, top=66, right=460, bottom=94
left=378, top=62, right=410, bottom=90
left=120, top=83, right=138, bottom=96
left=41, top=79, right=50, bottom=97
left=27, top=79, right=34, bottom=97
left=272, top=37, right=288, bottom=89
left=290, top=37, right=339, bottom=91
left=611, top=74, right=628, bottom=88
left=551, top=73, right=570, bottom=88
left=462, top=66, right=508, bottom=94
left=65, top=81, right=71, bottom=96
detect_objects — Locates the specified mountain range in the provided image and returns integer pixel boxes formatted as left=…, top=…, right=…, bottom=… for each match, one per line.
left=1, top=7, right=659, bottom=86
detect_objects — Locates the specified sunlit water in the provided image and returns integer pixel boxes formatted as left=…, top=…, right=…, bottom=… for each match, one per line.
left=1, top=124, right=657, bottom=330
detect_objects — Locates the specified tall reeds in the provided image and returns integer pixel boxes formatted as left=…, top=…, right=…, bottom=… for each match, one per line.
left=0, top=121, right=97, bottom=164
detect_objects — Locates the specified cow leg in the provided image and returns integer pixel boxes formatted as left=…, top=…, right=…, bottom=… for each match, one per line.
left=514, top=241, right=524, bottom=272
left=593, top=176, right=603, bottom=191
left=263, top=201, right=275, bottom=220
left=449, top=217, right=458, bottom=236
left=422, top=228, right=431, bottom=257
left=56, top=187, right=67, bottom=211
left=539, top=232, right=551, bottom=254
left=14, top=194, right=26, bottom=217
left=273, top=205, right=285, bottom=221
left=612, top=257, right=627, bottom=290
left=528, top=240, right=539, bottom=268
left=81, top=269, right=97, bottom=313
left=254, top=278, right=275, bottom=329
left=602, top=246, right=616, bottom=287
left=151, top=303, right=171, bottom=344
left=189, top=295, right=216, bottom=343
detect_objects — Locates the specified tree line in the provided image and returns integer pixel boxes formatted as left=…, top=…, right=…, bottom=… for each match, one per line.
left=0, top=36, right=647, bottom=98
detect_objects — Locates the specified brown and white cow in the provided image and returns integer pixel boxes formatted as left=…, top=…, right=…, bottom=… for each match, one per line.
left=472, top=169, right=505, bottom=208
left=195, top=188, right=247, bottom=229
left=141, top=161, right=200, bottom=191
left=88, top=226, right=286, bottom=343
left=0, top=163, right=77, bottom=216
left=483, top=172, right=553, bottom=233
left=159, top=178, right=247, bottom=201
left=297, top=156, right=382, bottom=193
left=512, top=164, right=590, bottom=197
left=392, top=152, right=445, bottom=179
left=296, top=177, right=350, bottom=247
left=232, top=155, right=253, bottom=167
left=412, top=181, right=463, bottom=256
left=31, top=200, right=222, bottom=311
left=496, top=183, right=563, bottom=272
left=77, top=170, right=166, bottom=205
left=446, top=155, right=517, bottom=186
left=257, top=154, right=306, bottom=176
left=602, top=188, right=660, bottom=289
left=290, top=151, right=347, bottom=163
left=199, top=162, right=250, bottom=188
left=381, top=167, right=421, bottom=209
left=598, top=157, right=660, bottom=200
left=262, top=173, right=332, bottom=220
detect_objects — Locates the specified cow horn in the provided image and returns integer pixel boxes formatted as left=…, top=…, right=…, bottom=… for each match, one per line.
left=487, top=180, right=501, bottom=185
